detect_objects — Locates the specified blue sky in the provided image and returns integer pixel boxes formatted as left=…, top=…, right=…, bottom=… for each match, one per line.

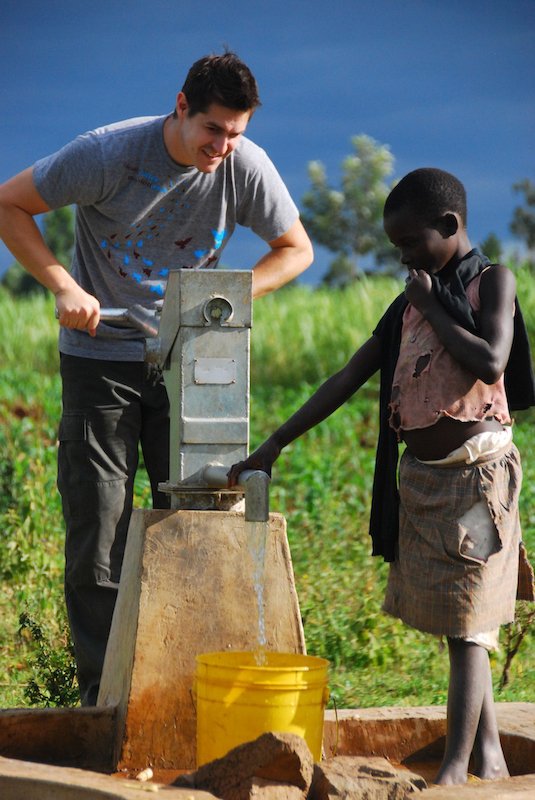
left=0, top=0, right=533, bottom=284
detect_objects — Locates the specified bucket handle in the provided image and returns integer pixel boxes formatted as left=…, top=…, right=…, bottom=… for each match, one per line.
left=331, top=694, right=339, bottom=757
left=190, top=683, right=197, bottom=714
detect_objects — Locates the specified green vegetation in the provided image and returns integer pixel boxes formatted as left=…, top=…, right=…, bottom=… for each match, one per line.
left=301, top=135, right=398, bottom=286
left=2, top=207, right=75, bottom=297
left=0, top=269, right=534, bottom=709
left=511, top=179, right=535, bottom=251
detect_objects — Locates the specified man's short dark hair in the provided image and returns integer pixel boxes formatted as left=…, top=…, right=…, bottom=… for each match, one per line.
left=181, top=52, right=261, bottom=116
left=384, top=167, right=467, bottom=226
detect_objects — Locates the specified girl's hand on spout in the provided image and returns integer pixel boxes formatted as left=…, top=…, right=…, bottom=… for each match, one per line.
left=227, top=436, right=281, bottom=487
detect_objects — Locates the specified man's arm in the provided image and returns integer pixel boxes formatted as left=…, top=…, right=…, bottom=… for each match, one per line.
left=250, top=218, right=313, bottom=298
left=0, top=167, right=101, bottom=335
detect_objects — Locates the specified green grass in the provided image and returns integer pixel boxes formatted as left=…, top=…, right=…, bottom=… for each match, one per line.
left=0, top=268, right=534, bottom=709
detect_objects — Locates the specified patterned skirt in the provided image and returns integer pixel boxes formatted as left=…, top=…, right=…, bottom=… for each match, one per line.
left=382, top=442, right=530, bottom=638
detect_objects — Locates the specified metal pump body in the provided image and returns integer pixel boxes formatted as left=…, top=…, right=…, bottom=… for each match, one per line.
left=153, top=269, right=251, bottom=488
left=99, top=269, right=267, bottom=518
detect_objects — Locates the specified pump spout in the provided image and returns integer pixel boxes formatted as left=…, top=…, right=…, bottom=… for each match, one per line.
left=200, top=463, right=270, bottom=522
left=235, top=469, right=270, bottom=522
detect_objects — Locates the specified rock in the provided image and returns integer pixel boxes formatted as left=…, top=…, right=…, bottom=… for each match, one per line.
left=174, top=731, right=314, bottom=800
left=247, top=776, right=306, bottom=799
left=309, top=756, right=427, bottom=799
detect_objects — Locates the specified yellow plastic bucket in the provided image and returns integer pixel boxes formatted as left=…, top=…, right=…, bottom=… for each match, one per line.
left=195, top=651, right=329, bottom=766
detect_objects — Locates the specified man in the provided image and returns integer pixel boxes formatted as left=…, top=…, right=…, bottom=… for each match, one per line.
left=0, top=52, right=313, bottom=705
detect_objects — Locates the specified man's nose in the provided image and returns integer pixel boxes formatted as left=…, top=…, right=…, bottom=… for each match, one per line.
left=212, top=134, right=229, bottom=155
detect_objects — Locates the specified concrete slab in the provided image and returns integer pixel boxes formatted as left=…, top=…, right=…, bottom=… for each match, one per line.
left=419, top=773, right=535, bottom=798
left=0, top=706, right=115, bottom=771
left=323, top=702, right=535, bottom=778
left=0, top=703, right=534, bottom=797
left=0, top=754, right=214, bottom=799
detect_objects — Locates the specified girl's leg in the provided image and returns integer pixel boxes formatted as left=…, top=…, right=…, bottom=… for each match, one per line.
left=435, top=639, right=489, bottom=785
left=471, top=659, right=509, bottom=780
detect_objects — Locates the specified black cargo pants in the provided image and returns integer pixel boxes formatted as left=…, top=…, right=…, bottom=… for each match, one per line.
left=58, top=354, right=170, bottom=706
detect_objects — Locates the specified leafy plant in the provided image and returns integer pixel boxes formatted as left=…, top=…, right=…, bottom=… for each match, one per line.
left=500, top=602, right=535, bottom=690
left=18, top=610, right=78, bottom=707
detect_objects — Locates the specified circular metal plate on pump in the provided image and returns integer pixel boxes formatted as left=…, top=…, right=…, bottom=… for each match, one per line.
left=203, top=296, right=234, bottom=325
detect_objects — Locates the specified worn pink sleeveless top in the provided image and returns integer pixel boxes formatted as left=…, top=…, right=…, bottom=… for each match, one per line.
left=388, top=270, right=512, bottom=435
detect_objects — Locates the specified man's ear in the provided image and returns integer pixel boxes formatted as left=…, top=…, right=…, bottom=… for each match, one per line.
left=175, top=91, right=189, bottom=119
left=436, top=212, right=459, bottom=238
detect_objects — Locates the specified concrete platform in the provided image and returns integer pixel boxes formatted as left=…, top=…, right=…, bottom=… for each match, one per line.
left=323, top=702, right=535, bottom=798
left=323, top=702, right=535, bottom=776
left=1, top=702, right=533, bottom=797
left=0, top=755, right=213, bottom=799
left=0, top=706, right=116, bottom=772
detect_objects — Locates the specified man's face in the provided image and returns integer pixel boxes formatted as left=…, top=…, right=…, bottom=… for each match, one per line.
left=384, top=207, right=457, bottom=274
left=172, top=92, right=251, bottom=173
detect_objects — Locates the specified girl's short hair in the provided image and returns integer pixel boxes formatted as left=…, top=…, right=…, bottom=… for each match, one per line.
left=384, top=167, right=467, bottom=225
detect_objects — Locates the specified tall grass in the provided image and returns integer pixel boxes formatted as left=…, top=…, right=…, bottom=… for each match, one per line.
left=251, top=275, right=401, bottom=387
left=0, top=289, right=59, bottom=375
left=0, top=266, right=533, bottom=709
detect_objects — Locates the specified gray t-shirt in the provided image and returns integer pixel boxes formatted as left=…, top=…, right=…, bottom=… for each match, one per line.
left=33, top=115, right=299, bottom=360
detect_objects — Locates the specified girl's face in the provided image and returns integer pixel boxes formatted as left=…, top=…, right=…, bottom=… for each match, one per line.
left=384, top=207, right=459, bottom=274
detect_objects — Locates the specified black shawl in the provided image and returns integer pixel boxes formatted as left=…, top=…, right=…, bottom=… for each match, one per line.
left=369, top=249, right=535, bottom=562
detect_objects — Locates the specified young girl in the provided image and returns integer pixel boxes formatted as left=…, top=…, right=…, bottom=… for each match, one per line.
left=228, top=168, right=535, bottom=786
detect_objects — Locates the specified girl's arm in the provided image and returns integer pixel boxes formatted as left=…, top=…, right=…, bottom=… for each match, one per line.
left=228, top=335, right=381, bottom=482
left=405, top=264, right=515, bottom=384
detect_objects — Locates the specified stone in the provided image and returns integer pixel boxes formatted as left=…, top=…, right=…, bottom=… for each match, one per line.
left=174, top=731, right=314, bottom=800
left=244, top=776, right=305, bottom=800
left=309, top=756, right=427, bottom=800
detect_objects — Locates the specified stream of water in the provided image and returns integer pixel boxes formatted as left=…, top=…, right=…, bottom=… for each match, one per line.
left=247, top=519, right=269, bottom=665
